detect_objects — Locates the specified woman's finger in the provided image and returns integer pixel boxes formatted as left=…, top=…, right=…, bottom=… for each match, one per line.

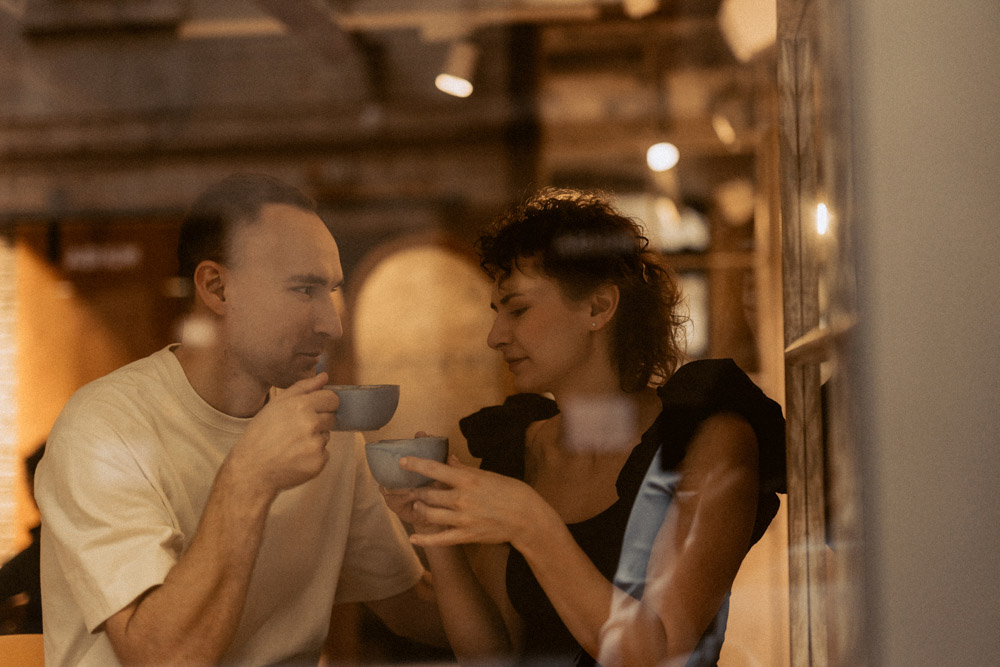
left=412, top=500, right=463, bottom=527
left=399, top=456, right=467, bottom=485
left=408, top=486, right=456, bottom=508
left=409, top=528, right=474, bottom=548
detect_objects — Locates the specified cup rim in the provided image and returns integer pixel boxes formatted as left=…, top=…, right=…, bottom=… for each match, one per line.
left=367, top=436, right=447, bottom=447
left=324, top=384, right=399, bottom=391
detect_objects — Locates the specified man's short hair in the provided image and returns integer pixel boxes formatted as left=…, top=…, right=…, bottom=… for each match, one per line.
left=177, top=173, right=317, bottom=280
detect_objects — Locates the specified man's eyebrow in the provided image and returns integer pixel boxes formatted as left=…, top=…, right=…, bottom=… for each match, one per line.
left=287, top=274, right=342, bottom=288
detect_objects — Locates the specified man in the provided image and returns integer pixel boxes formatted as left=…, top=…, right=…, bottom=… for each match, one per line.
left=35, top=174, right=445, bottom=665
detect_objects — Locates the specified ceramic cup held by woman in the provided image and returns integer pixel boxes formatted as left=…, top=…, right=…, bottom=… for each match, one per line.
left=382, top=189, right=785, bottom=666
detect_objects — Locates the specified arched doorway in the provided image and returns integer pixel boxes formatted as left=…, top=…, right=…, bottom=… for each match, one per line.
left=348, top=234, right=509, bottom=463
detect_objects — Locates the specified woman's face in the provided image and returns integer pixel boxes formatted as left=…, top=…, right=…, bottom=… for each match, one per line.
left=487, top=257, right=597, bottom=395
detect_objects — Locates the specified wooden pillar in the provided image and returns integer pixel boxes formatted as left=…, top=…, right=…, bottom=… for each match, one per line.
left=777, top=0, right=829, bottom=664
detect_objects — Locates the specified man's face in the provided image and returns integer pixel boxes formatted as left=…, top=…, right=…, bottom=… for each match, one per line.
left=221, top=203, right=344, bottom=390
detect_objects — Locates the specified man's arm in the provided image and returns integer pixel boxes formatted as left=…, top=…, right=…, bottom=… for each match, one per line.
left=103, top=373, right=337, bottom=664
left=103, top=460, right=271, bottom=663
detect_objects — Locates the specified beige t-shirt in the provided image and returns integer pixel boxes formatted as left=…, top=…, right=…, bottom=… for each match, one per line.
left=36, top=346, right=423, bottom=666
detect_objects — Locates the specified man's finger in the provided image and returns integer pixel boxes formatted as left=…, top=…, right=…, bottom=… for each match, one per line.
left=304, top=388, right=339, bottom=413
left=282, top=371, right=329, bottom=397
left=316, top=413, right=336, bottom=433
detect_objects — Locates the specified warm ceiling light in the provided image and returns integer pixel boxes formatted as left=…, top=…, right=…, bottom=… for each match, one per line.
left=646, top=142, right=680, bottom=172
left=622, top=0, right=660, bottom=19
left=717, top=0, right=777, bottom=63
left=816, top=202, right=830, bottom=235
left=435, top=73, right=473, bottom=98
left=712, top=113, right=737, bottom=145
left=435, top=40, right=478, bottom=98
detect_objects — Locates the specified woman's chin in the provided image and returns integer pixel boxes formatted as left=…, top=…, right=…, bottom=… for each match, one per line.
left=511, top=375, right=544, bottom=395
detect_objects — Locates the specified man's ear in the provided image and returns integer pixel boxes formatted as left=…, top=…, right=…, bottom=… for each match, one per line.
left=193, top=260, right=228, bottom=316
left=589, top=283, right=620, bottom=330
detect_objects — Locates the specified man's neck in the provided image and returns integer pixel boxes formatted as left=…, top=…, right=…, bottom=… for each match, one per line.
left=172, top=343, right=269, bottom=418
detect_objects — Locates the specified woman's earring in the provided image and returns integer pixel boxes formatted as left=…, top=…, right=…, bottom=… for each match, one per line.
left=591, top=322, right=597, bottom=328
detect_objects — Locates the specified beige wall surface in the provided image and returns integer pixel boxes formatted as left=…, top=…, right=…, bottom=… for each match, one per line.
left=850, top=0, right=1000, bottom=663
left=352, top=242, right=508, bottom=462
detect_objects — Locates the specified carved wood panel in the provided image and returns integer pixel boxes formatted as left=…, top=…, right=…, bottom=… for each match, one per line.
left=777, top=0, right=863, bottom=663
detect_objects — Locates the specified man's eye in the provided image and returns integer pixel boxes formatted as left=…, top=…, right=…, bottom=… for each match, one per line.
left=293, top=286, right=315, bottom=296
left=511, top=307, right=528, bottom=317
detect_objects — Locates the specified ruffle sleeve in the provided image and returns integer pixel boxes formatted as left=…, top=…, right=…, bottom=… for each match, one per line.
left=459, top=393, right=559, bottom=481
left=656, top=358, right=787, bottom=546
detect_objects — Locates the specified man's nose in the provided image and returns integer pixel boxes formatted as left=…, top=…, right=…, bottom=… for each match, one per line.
left=317, top=294, right=344, bottom=339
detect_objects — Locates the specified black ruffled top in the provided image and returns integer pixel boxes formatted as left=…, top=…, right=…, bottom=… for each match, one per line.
left=458, top=359, right=786, bottom=665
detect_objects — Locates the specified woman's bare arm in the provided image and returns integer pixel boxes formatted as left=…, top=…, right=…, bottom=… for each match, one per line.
left=401, top=456, right=622, bottom=660
left=381, top=482, right=518, bottom=661
left=598, top=413, right=760, bottom=666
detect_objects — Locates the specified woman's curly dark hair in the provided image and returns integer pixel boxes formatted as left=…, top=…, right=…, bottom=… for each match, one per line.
left=475, top=188, right=688, bottom=392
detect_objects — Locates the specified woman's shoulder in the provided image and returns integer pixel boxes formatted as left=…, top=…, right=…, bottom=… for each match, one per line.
left=459, top=393, right=559, bottom=479
left=662, top=358, right=757, bottom=400
left=662, top=359, right=780, bottom=424
left=655, top=359, right=787, bottom=546
left=658, top=358, right=786, bottom=492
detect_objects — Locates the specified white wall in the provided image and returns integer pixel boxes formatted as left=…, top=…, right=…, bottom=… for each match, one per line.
left=849, top=1, right=1000, bottom=663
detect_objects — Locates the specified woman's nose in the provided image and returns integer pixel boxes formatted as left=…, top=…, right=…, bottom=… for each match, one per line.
left=487, top=316, right=508, bottom=350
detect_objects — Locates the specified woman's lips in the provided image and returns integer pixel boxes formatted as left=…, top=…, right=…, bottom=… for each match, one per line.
left=505, top=357, right=527, bottom=371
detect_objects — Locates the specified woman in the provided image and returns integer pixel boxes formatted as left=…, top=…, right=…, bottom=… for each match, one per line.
left=385, top=189, right=785, bottom=665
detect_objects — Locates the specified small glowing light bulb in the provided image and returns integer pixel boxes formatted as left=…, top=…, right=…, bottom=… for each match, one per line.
left=712, top=113, right=737, bottom=145
left=646, top=142, right=680, bottom=172
left=816, top=202, right=830, bottom=235
left=435, top=74, right=473, bottom=98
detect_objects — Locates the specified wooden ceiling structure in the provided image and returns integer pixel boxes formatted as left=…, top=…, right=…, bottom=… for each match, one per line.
left=0, top=0, right=768, bottom=226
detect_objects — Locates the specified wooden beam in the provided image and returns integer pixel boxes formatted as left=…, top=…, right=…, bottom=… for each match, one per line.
left=20, top=0, right=184, bottom=35
left=0, top=98, right=517, bottom=163
left=254, top=0, right=364, bottom=88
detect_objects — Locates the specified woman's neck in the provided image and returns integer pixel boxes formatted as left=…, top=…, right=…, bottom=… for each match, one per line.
left=547, top=383, right=662, bottom=455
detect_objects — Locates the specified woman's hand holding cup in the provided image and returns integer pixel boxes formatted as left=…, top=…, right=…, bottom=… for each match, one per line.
left=378, top=430, right=447, bottom=534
